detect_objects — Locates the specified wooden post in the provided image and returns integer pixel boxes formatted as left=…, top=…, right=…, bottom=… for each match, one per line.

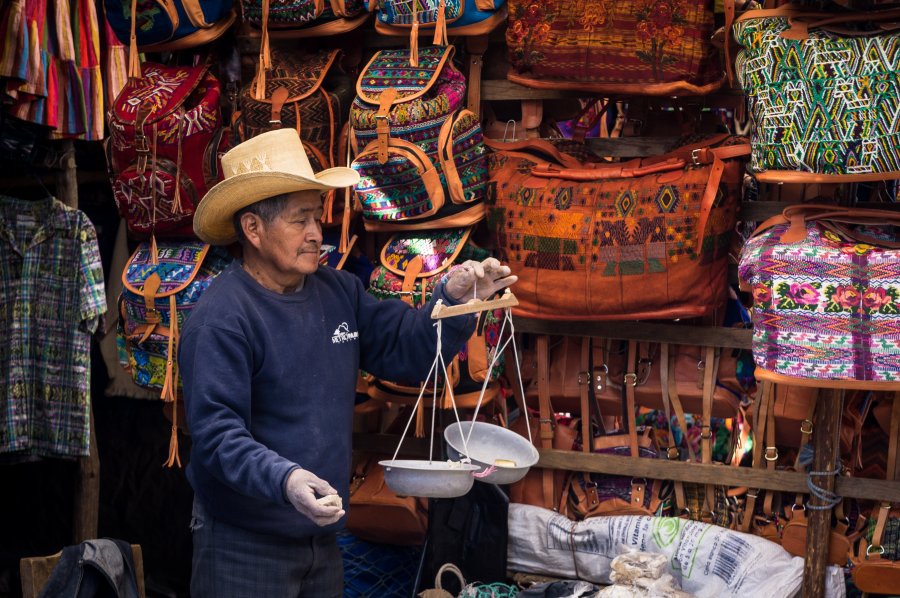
left=802, top=388, right=843, bottom=598
left=56, top=140, right=78, bottom=208
left=73, top=405, right=100, bottom=542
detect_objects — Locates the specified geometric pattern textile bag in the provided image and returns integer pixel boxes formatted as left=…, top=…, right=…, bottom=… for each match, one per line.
left=241, top=0, right=368, bottom=33
left=732, top=6, right=900, bottom=182
left=505, top=0, right=723, bottom=95
left=349, top=47, right=487, bottom=230
left=365, top=228, right=504, bottom=415
left=485, top=135, right=748, bottom=321
left=739, top=204, right=900, bottom=389
left=104, top=0, right=236, bottom=53
left=117, top=241, right=232, bottom=465
left=372, top=0, right=508, bottom=39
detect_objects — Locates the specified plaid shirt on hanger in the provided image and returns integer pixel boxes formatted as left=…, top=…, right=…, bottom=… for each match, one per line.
left=0, top=195, right=106, bottom=459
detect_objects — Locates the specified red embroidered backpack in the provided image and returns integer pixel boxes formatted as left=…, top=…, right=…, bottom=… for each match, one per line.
left=106, top=62, right=229, bottom=239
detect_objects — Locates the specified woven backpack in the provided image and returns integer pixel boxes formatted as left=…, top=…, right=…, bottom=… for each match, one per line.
left=106, top=62, right=229, bottom=239
left=365, top=228, right=504, bottom=429
left=241, top=0, right=368, bottom=35
left=349, top=46, right=487, bottom=231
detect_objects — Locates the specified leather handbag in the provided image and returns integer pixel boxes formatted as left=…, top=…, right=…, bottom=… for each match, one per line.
left=241, top=0, right=368, bottom=34
left=349, top=47, right=487, bottom=230
left=505, top=0, right=723, bottom=95
left=347, top=455, right=429, bottom=545
left=509, top=336, right=670, bottom=518
left=104, top=0, right=236, bottom=56
left=731, top=4, right=900, bottom=182
left=739, top=204, right=900, bottom=389
left=106, top=62, right=229, bottom=239
left=485, top=135, right=749, bottom=321
left=365, top=228, right=502, bottom=418
left=372, top=0, right=508, bottom=41
left=523, top=337, right=746, bottom=420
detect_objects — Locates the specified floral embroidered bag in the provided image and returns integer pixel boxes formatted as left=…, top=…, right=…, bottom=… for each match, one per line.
left=505, top=0, right=723, bottom=95
left=107, top=62, right=229, bottom=239
left=365, top=228, right=504, bottom=415
left=739, top=204, right=900, bottom=388
left=349, top=47, right=487, bottom=230
left=731, top=5, right=900, bottom=182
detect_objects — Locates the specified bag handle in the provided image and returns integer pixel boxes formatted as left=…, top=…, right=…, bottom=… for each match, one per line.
left=438, top=110, right=475, bottom=205
left=483, top=137, right=583, bottom=170
left=531, top=158, right=686, bottom=181
left=755, top=204, right=900, bottom=245
left=780, top=9, right=900, bottom=40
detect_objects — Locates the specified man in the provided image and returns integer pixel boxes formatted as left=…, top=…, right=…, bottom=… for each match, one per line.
left=179, top=128, right=516, bottom=597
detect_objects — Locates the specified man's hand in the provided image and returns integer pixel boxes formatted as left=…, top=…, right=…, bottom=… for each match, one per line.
left=285, top=469, right=345, bottom=526
left=444, top=258, right=518, bottom=304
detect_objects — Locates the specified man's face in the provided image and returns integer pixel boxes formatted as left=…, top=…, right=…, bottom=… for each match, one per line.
left=255, top=190, right=324, bottom=278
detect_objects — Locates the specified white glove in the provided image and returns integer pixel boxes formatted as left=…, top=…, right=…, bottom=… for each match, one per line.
left=444, top=257, right=517, bottom=304
left=284, top=468, right=345, bottom=526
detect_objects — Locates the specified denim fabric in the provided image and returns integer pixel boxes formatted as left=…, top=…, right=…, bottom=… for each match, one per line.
left=190, top=498, right=343, bottom=598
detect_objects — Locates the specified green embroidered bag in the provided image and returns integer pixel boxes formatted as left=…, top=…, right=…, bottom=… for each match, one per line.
left=732, top=6, right=900, bottom=182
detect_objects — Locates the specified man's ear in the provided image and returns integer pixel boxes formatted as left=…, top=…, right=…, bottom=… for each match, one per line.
left=239, top=212, right=264, bottom=249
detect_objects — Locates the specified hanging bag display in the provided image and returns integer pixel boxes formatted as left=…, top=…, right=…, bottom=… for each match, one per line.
left=107, top=62, right=229, bottom=239
left=505, top=0, right=723, bottom=95
left=739, top=204, right=900, bottom=388
left=371, top=0, right=508, bottom=41
left=485, top=135, right=749, bottom=321
left=731, top=5, right=900, bottom=181
left=117, top=241, right=232, bottom=466
left=365, top=228, right=504, bottom=422
left=241, top=0, right=368, bottom=35
left=104, top=0, right=236, bottom=55
left=349, top=47, right=486, bottom=230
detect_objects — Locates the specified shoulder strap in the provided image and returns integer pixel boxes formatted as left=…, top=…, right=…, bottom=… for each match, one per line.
left=536, top=335, right=556, bottom=511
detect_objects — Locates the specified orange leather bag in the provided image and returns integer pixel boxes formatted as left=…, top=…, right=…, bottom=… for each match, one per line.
left=347, top=455, right=429, bottom=546
left=485, top=135, right=749, bottom=321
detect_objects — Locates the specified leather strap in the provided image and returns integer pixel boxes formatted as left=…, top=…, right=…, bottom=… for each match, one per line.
left=660, top=344, right=676, bottom=460
left=139, top=272, right=162, bottom=343
left=794, top=392, right=818, bottom=470
left=701, top=346, right=717, bottom=515
left=400, top=256, right=424, bottom=307
left=376, top=87, right=399, bottom=164
left=465, top=35, right=488, bottom=116
left=667, top=352, right=696, bottom=462
left=127, top=0, right=141, bottom=79
left=269, top=86, right=289, bottom=128
left=741, top=381, right=771, bottom=532
left=580, top=338, right=592, bottom=457
left=536, top=336, right=555, bottom=510
left=161, top=293, right=181, bottom=468
left=625, top=341, right=640, bottom=459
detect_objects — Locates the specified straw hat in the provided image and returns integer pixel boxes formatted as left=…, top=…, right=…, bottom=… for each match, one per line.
left=193, top=128, right=359, bottom=245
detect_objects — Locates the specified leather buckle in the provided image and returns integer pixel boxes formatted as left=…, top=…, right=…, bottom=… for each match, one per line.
left=145, top=308, right=161, bottom=323
left=800, top=419, right=813, bottom=435
left=637, top=358, right=652, bottom=385
left=623, top=372, right=638, bottom=387
left=577, top=371, right=590, bottom=386
left=593, top=365, right=608, bottom=392
left=691, top=148, right=702, bottom=166
left=764, top=447, right=779, bottom=462
left=134, top=135, right=150, bottom=154
left=268, top=119, right=282, bottom=125
left=699, top=425, right=712, bottom=440
left=866, top=544, right=885, bottom=558
left=666, top=447, right=680, bottom=460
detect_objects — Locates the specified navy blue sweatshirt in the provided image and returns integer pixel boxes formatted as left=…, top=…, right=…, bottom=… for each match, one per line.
left=178, top=262, right=475, bottom=539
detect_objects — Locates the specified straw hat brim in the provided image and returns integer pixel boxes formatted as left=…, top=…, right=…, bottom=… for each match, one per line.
left=194, top=166, right=359, bottom=245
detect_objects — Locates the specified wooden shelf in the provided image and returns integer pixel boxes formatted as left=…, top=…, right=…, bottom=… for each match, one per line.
left=512, top=318, right=753, bottom=351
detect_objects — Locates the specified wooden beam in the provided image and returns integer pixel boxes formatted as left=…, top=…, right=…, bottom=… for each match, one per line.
left=352, top=433, right=900, bottom=502
left=73, top=406, right=99, bottom=543
left=512, top=318, right=753, bottom=350
left=803, top=389, right=843, bottom=598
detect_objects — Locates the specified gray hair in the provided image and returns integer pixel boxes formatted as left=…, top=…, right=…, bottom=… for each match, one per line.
left=232, top=193, right=291, bottom=244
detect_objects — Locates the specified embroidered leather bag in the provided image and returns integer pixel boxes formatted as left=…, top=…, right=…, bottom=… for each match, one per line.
left=372, top=0, right=508, bottom=40
left=739, top=204, right=900, bottom=388
left=505, top=0, right=723, bottom=95
left=107, top=62, right=229, bottom=239
left=731, top=5, right=900, bottom=182
left=365, top=228, right=503, bottom=413
left=117, top=241, right=232, bottom=465
left=241, top=0, right=368, bottom=34
left=485, top=136, right=749, bottom=321
left=104, top=0, right=236, bottom=52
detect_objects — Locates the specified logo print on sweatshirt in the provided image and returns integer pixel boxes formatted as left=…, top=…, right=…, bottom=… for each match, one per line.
left=332, top=322, right=359, bottom=344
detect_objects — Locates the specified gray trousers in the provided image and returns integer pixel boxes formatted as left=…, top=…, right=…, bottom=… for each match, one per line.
left=190, top=499, right=343, bottom=598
